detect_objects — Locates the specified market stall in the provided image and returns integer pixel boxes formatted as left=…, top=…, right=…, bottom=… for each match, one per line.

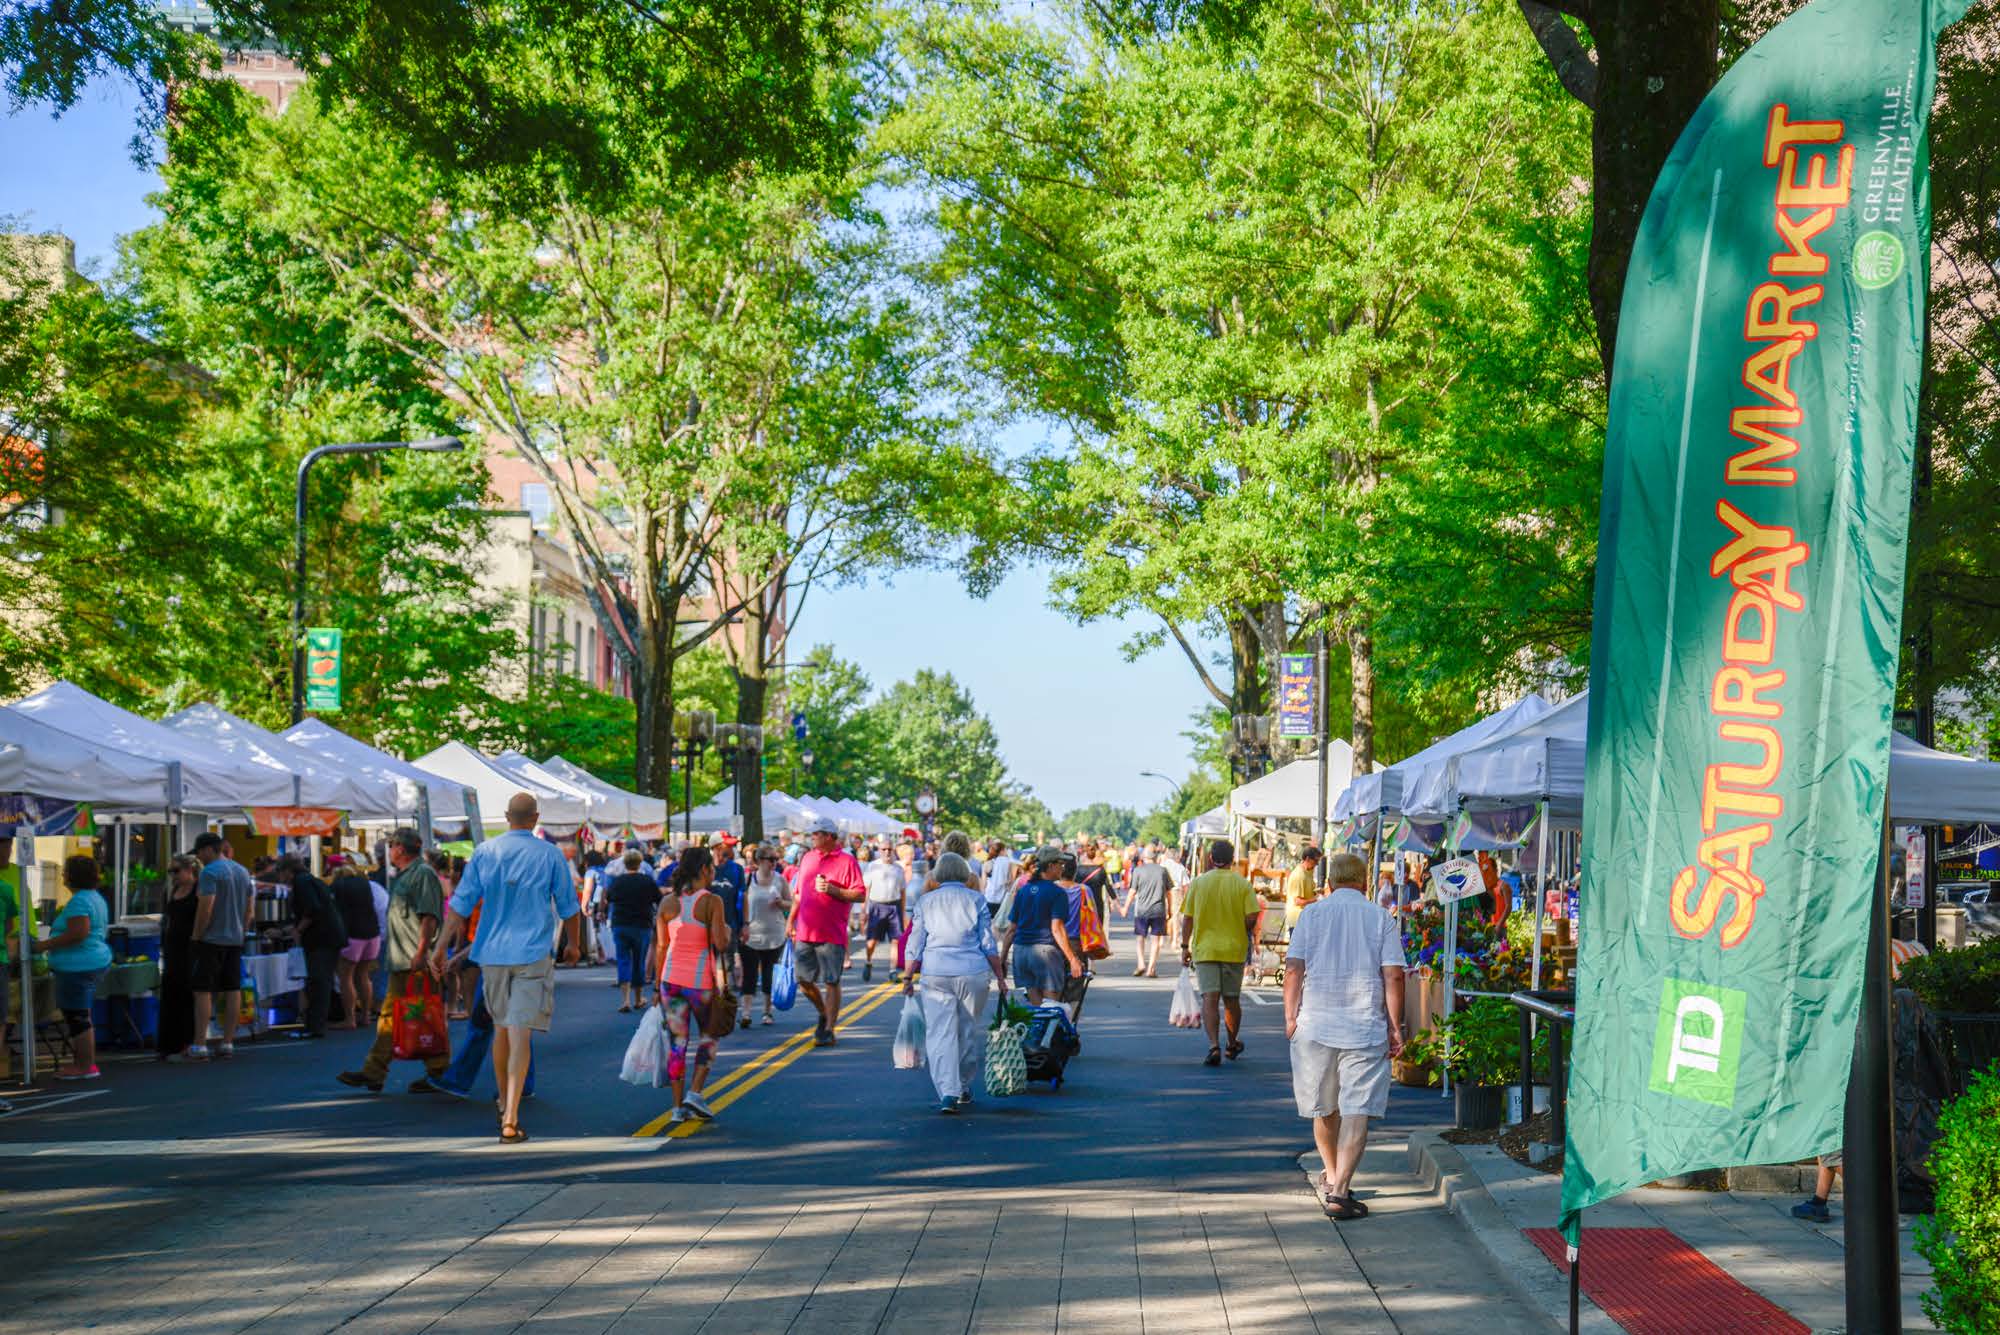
left=165, top=703, right=403, bottom=819
left=413, top=741, right=590, bottom=834
left=1, top=706, right=177, bottom=1082
left=282, top=716, right=475, bottom=834
left=540, top=756, right=669, bottom=837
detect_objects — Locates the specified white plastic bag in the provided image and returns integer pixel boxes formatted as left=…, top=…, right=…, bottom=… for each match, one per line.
left=1169, top=967, right=1201, bottom=1028
left=619, top=1006, right=668, bottom=1088
left=892, top=994, right=926, bottom=1070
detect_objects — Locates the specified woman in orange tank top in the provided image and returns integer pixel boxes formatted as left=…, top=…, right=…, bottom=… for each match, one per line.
left=656, top=847, right=731, bottom=1128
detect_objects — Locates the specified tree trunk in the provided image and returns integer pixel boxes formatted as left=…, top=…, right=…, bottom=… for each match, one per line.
left=632, top=510, right=676, bottom=798
left=1579, top=0, right=1721, bottom=377
left=734, top=593, right=771, bottom=846
left=1227, top=613, right=1265, bottom=717
left=1347, top=620, right=1376, bottom=778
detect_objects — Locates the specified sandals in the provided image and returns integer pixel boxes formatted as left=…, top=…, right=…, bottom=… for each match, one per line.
left=1226, top=1038, right=1245, bottom=1060
left=499, top=1124, right=530, bottom=1144
left=1204, top=1046, right=1222, bottom=1067
left=1324, top=1195, right=1368, bottom=1221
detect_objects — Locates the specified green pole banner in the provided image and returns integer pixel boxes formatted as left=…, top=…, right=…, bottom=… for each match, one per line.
left=304, top=627, right=343, bottom=713
left=1564, top=0, right=1970, bottom=1236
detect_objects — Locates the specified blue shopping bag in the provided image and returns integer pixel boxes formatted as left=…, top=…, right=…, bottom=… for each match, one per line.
left=771, top=941, right=798, bottom=1012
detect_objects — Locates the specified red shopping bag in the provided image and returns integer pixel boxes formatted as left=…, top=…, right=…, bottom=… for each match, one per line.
left=391, top=972, right=450, bottom=1061
left=1077, top=889, right=1112, bottom=961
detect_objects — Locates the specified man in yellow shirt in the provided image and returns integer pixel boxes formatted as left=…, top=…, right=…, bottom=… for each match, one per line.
left=1179, top=839, right=1262, bottom=1067
left=1283, top=847, right=1322, bottom=929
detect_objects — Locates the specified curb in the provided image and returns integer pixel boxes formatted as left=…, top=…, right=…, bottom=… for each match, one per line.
left=1299, top=1136, right=1612, bottom=1333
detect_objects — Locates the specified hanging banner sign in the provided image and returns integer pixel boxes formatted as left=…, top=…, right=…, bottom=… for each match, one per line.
left=0, top=794, right=88, bottom=835
left=245, top=807, right=346, bottom=838
left=305, top=627, right=343, bottom=712
left=1563, top=0, right=1971, bottom=1238
left=1277, top=654, right=1316, bottom=739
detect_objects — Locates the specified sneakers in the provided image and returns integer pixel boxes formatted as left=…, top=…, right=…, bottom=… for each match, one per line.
left=813, top=1024, right=834, bottom=1047
left=337, top=1070, right=384, bottom=1093
left=761, top=1011, right=774, bottom=1026
left=1792, top=1197, right=1832, bottom=1223
left=215, top=1043, right=236, bottom=1059
left=186, top=1044, right=211, bottom=1061
left=957, top=1092, right=973, bottom=1108
left=407, top=1077, right=446, bottom=1095
left=668, top=1104, right=692, bottom=1127
left=939, top=1097, right=960, bottom=1115
left=889, top=969, right=902, bottom=983
left=683, top=1090, right=716, bottom=1120
left=864, top=963, right=874, bottom=982
left=55, top=1066, right=101, bottom=1081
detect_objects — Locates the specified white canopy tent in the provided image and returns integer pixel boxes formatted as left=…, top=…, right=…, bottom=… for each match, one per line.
left=495, top=751, right=613, bottom=824
left=165, top=703, right=402, bottom=818
left=1182, top=804, right=1230, bottom=839
left=12, top=681, right=299, bottom=811
left=1229, top=742, right=1357, bottom=821
left=762, top=789, right=817, bottom=832
left=1333, top=694, right=1553, bottom=823
left=414, top=742, right=591, bottom=832
left=0, top=706, right=176, bottom=810
left=282, top=718, right=472, bottom=825
left=540, top=756, right=669, bottom=832
left=1435, top=689, right=2000, bottom=828
left=675, top=787, right=743, bottom=837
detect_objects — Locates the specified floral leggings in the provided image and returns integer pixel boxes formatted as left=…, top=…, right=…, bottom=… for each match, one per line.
left=661, top=983, right=716, bottom=1081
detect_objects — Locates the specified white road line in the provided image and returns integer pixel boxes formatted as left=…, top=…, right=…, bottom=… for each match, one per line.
left=1241, top=989, right=1271, bottom=1006
left=0, top=1135, right=667, bottom=1157
left=0, top=1090, right=110, bottom=1118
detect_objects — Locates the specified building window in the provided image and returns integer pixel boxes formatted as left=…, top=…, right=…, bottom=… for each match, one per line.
left=520, top=482, right=551, bottom=528
left=572, top=618, right=583, bottom=678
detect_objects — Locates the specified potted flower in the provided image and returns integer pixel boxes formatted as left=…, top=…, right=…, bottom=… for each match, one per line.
left=1401, top=997, right=1547, bottom=1130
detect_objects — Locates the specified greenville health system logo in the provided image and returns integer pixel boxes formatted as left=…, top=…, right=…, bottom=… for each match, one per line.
left=1649, top=977, right=1747, bottom=1108
left=1852, top=230, right=1906, bottom=290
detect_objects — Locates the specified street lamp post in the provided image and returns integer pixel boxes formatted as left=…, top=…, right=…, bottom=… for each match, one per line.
left=292, top=435, right=464, bottom=723
left=714, top=723, right=764, bottom=840
left=672, top=708, right=715, bottom=840
left=1140, top=769, right=1186, bottom=811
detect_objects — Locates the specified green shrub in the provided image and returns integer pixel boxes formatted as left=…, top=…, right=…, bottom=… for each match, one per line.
left=1400, top=997, right=1547, bottom=1088
left=1918, top=1067, right=2000, bottom=1333
left=1899, top=938, right=2000, bottom=1014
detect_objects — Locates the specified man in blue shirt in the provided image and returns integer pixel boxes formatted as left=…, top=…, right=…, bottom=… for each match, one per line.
left=431, top=792, right=579, bottom=1144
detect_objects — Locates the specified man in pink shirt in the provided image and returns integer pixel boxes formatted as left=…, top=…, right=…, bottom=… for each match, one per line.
left=789, top=816, right=867, bottom=1047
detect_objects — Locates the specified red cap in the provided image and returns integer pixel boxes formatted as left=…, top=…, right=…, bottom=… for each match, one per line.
left=717, top=833, right=740, bottom=846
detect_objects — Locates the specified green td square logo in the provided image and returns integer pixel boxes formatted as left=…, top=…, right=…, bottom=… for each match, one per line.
left=1648, top=978, right=1747, bottom=1108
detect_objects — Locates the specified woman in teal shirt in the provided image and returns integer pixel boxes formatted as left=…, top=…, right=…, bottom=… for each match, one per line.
left=36, top=854, right=112, bottom=1080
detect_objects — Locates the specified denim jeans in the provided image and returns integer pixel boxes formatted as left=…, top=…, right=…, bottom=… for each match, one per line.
left=612, top=925, right=651, bottom=986
left=437, top=975, right=536, bottom=1098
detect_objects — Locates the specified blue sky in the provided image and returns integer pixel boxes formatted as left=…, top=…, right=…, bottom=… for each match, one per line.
left=1, top=83, right=1216, bottom=817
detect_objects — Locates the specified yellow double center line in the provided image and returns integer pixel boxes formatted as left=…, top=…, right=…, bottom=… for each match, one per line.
left=632, top=980, right=901, bottom=1139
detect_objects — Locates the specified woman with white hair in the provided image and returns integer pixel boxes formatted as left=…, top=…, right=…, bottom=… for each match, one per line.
left=902, top=851, right=1006, bottom=1114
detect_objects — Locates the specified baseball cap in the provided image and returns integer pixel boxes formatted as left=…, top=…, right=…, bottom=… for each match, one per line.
left=807, top=815, right=840, bottom=836
left=717, top=833, right=739, bottom=846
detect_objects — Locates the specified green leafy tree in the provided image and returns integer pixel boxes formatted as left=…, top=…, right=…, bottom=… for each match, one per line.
left=764, top=647, right=886, bottom=805
left=866, top=669, right=1010, bottom=830
left=995, top=786, right=1058, bottom=843
left=1059, top=802, right=1141, bottom=844
left=1, top=0, right=861, bottom=200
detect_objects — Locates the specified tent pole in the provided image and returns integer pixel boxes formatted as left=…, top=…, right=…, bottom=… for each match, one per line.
left=17, top=830, right=37, bottom=1086
left=1531, top=802, right=1549, bottom=991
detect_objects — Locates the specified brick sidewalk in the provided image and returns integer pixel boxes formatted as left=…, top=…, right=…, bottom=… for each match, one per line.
left=0, top=1145, right=1548, bottom=1334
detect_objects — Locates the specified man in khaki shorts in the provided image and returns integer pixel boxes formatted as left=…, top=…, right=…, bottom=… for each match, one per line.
left=1179, top=839, right=1263, bottom=1068
left=432, top=793, right=579, bottom=1144
left=1283, top=851, right=1406, bottom=1221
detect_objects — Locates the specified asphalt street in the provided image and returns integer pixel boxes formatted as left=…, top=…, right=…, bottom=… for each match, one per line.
left=0, top=919, right=1451, bottom=1196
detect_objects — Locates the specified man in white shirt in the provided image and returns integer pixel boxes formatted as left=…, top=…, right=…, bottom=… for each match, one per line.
left=1157, top=843, right=1191, bottom=948
left=1283, top=851, right=1406, bottom=1222
left=981, top=839, right=1018, bottom=917
left=861, top=852, right=907, bottom=983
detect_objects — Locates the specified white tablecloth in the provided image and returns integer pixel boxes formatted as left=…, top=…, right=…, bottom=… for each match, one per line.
left=244, top=949, right=307, bottom=1001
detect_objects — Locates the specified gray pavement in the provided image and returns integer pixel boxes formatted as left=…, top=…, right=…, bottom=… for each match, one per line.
left=0, top=924, right=1549, bottom=1332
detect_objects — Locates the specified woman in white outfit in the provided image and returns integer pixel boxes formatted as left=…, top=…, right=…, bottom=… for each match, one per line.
left=902, top=852, right=1006, bottom=1114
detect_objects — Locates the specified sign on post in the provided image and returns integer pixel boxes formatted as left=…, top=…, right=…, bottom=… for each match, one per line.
left=305, top=628, right=343, bottom=712
left=1277, top=653, right=1316, bottom=739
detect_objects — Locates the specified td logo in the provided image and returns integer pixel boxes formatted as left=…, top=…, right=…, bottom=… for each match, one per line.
left=1648, top=978, right=1747, bottom=1108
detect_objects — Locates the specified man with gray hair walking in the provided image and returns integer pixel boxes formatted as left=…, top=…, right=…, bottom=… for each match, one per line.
left=1284, top=850, right=1407, bottom=1221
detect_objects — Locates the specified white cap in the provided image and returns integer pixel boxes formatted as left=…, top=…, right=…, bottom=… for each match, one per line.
left=806, top=815, right=840, bottom=836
